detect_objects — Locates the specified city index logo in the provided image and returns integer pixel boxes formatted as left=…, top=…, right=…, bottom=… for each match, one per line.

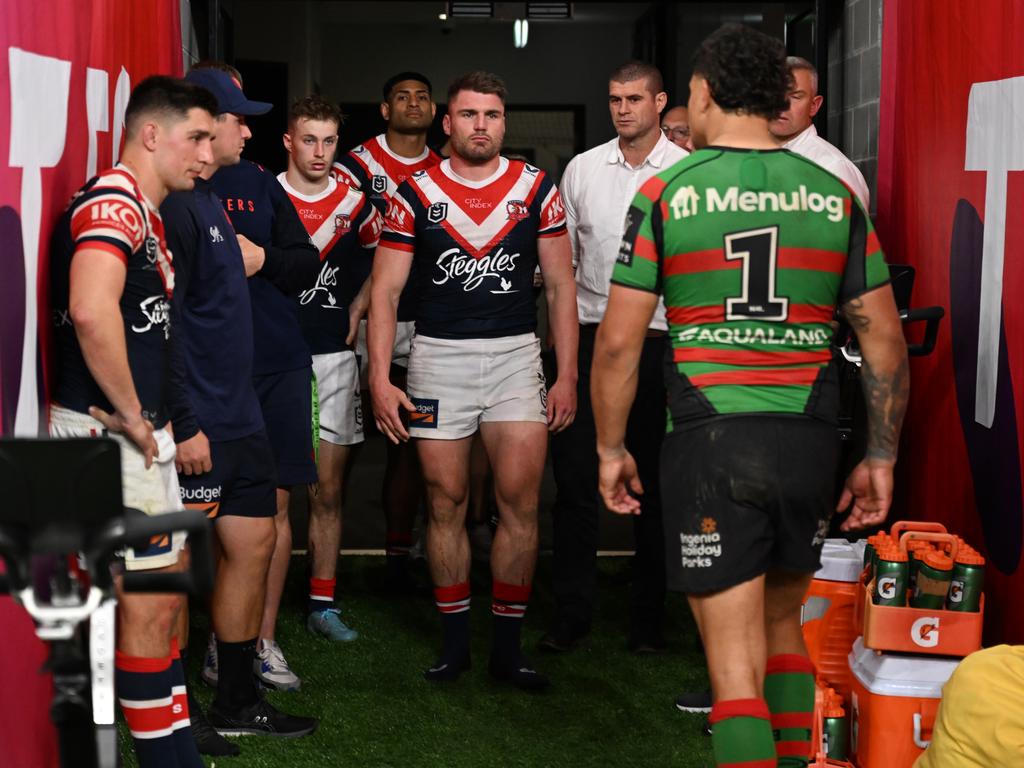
left=409, top=398, right=439, bottom=428
left=669, top=184, right=846, bottom=223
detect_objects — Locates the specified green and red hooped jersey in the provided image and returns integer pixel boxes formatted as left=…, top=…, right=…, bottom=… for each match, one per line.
left=611, top=147, right=889, bottom=430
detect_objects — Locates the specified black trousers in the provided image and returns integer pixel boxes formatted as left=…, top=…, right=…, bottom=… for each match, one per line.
left=549, top=324, right=667, bottom=635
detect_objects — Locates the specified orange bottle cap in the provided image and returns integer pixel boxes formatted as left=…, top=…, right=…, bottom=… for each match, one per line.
left=881, top=548, right=908, bottom=563
left=824, top=703, right=846, bottom=718
left=923, top=550, right=953, bottom=571
left=955, top=550, right=985, bottom=566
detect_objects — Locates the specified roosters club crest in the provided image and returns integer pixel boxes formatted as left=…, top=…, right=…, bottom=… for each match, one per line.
left=506, top=200, right=529, bottom=221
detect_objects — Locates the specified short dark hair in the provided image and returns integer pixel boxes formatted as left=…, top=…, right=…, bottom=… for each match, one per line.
left=447, top=71, right=507, bottom=106
left=124, top=75, right=218, bottom=137
left=383, top=71, right=432, bottom=101
left=691, top=24, right=791, bottom=120
left=288, top=95, right=344, bottom=130
left=191, top=60, right=244, bottom=88
left=609, top=60, right=664, bottom=95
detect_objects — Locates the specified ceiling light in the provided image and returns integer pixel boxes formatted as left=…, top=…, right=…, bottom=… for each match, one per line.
left=513, top=18, right=529, bottom=48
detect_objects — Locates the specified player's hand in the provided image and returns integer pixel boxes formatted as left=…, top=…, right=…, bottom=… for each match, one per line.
left=371, top=379, right=416, bottom=444
left=837, top=458, right=895, bottom=531
left=89, top=406, right=157, bottom=469
left=176, top=430, right=212, bottom=476
left=597, top=446, right=643, bottom=515
left=346, top=305, right=366, bottom=347
left=237, top=234, right=266, bottom=277
left=546, top=377, right=577, bottom=433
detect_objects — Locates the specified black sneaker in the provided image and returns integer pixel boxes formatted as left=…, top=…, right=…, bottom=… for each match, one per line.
left=423, top=652, right=471, bottom=682
left=489, top=656, right=550, bottom=691
left=675, top=689, right=712, bottom=713
left=188, top=695, right=241, bottom=756
left=208, top=697, right=318, bottom=738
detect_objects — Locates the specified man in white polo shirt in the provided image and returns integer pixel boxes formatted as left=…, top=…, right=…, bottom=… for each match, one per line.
left=771, top=56, right=871, bottom=209
left=541, top=61, right=687, bottom=655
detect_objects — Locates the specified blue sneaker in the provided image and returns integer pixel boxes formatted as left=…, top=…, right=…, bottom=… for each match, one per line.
left=307, top=608, right=359, bottom=642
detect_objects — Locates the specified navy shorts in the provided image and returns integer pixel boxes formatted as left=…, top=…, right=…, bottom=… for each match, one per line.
left=661, top=416, right=840, bottom=594
left=178, top=431, right=277, bottom=518
left=253, top=366, right=317, bottom=487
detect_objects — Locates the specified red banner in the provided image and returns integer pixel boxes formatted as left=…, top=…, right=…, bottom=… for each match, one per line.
left=0, top=2, right=181, bottom=764
left=878, top=0, right=1024, bottom=643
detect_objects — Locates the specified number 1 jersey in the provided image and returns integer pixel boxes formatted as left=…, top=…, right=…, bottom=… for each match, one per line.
left=612, top=147, right=889, bottom=429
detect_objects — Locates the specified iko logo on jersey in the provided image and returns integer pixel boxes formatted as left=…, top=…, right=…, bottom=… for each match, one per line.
left=670, top=184, right=846, bottom=223
left=89, top=199, right=143, bottom=237
left=433, top=246, right=520, bottom=293
left=131, top=295, right=171, bottom=338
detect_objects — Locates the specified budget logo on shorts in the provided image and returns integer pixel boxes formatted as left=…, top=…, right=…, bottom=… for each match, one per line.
left=409, top=398, right=439, bottom=428
left=371, top=175, right=387, bottom=194
left=506, top=200, right=529, bottom=221
left=427, top=202, right=448, bottom=224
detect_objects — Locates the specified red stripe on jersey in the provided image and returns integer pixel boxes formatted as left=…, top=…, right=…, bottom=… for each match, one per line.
left=716, top=760, right=778, bottom=768
left=633, top=234, right=659, bottom=264
left=75, top=239, right=130, bottom=264
left=378, top=236, right=415, bottom=253
left=780, top=247, right=846, bottom=273
left=638, top=176, right=667, bottom=203
left=674, top=347, right=832, bottom=366
left=666, top=303, right=834, bottom=325
left=774, top=741, right=811, bottom=757
left=664, top=248, right=729, bottom=275
left=866, top=229, right=881, bottom=255
left=689, top=366, right=822, bottom=388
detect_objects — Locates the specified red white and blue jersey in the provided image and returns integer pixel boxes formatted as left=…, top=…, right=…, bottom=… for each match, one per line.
left=50, top=164, right=174, bottom=427
left=279, top=174, right=383, bottom=354
left=380, top=157, right=566, bottom=339
left=333, top=133, right=442, bottom=215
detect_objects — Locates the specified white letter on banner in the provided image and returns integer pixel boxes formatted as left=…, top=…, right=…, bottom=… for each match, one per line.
left=86, top=68, right=110, bottom=179
left=8, top=47, right=72, bottom=435
left=965, top=77, right=1024, bottom=428
left=112, top=66, right=131, bottom=163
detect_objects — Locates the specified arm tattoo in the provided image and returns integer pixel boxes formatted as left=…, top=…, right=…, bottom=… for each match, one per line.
left=860, top=353, right=909, bottom=462
left=843, top=297, right=871, bottom=333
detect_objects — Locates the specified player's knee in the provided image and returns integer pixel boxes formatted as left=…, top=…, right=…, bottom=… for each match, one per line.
left=310, top=484, right=342, bottom=517
left=119, top=592, right=179, bottom=636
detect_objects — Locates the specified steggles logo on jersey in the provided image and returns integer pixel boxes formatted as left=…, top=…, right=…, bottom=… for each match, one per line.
left=299, top=261, right=341, bottom=309
left=506, top=200, right=529, bottom=221
left=131, top=295, right=170, bottom=338
left=427, top=202, right=448, bottom=223
left=334, top=213, right=351, bottom=234
left=371, top=175, right=387, bottom=194
left=433, top=246, right=520, bottom=293
left=671, top=185, right=846, bottom=223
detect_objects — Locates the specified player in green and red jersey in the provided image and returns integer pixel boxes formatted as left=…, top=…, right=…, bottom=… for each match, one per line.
left=592, top=24, right=909, bottom=768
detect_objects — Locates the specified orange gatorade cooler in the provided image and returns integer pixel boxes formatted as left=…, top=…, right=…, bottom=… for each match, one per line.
left=848, top=637, right=960, bottom=768
left=802, top=539, right=866, bottom=702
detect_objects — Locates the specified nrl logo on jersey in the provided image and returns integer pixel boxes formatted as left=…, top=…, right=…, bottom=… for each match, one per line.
left=371, top=175, right=388, bottom=194
left=427, top=202, right=448, bottom=224
left=670, top=184, right=846, bottom=223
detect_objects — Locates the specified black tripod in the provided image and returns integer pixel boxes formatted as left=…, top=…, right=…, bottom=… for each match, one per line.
left=0, top=437, right=215, bottom=768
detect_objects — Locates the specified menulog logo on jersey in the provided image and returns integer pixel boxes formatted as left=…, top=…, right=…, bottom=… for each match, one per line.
left=670, top=184, right=846, bottom=223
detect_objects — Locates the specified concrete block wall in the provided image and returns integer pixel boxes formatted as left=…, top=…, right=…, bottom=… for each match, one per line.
left=827, top=0, right=883, bottom=213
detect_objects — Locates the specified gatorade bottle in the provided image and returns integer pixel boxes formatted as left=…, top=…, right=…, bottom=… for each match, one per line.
left=873, top=547, right=908, bottom=606
left=907, top=541, right=932, bottom=592
left=911, top=551, right=954, bottom=609
left=947, top=549, right=985, bottom=612
left=823, top=698, right=849, bottom=761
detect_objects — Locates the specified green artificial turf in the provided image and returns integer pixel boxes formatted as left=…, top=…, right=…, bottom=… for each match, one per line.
left=121, top=555, right=715, bottom=767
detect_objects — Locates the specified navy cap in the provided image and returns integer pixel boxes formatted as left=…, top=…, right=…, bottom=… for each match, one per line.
left=185, top=68, right=272, bottom=116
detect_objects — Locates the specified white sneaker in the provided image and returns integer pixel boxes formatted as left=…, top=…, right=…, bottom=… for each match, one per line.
left=254, top=639, right=301, bottom=692
left=201, top=632, right=218, bottom=687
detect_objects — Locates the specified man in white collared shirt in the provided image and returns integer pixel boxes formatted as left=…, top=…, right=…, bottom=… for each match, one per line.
left=541, top=61, right=687, bottom=655
left=771, top=56, right=871, bottom=210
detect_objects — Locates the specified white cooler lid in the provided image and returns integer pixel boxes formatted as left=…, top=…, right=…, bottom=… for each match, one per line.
left=848, top=636, right=960, bottom=698
left=814, top=538, right=867, bottom=582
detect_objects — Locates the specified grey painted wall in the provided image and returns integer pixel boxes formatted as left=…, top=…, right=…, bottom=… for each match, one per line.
left=828, top=0, right=883, bottom=213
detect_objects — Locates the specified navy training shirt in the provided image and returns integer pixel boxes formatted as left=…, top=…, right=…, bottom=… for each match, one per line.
left=211, top=160, right=319, bottom=375
left=161, top=176, right=263, bottom=442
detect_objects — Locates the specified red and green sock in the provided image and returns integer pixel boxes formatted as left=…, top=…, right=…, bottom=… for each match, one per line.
left=309, top=576, right=336, bottom=614
left=764, top=654, right=815, bottom=767
left=709, top=698, right=777, bottom=768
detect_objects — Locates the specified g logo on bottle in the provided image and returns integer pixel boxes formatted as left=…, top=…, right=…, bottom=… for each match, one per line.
left=911, top=616, right=940, bottom=648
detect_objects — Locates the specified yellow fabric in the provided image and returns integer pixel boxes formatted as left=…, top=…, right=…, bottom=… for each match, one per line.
left=915, top=645, right=1024, bottom=768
